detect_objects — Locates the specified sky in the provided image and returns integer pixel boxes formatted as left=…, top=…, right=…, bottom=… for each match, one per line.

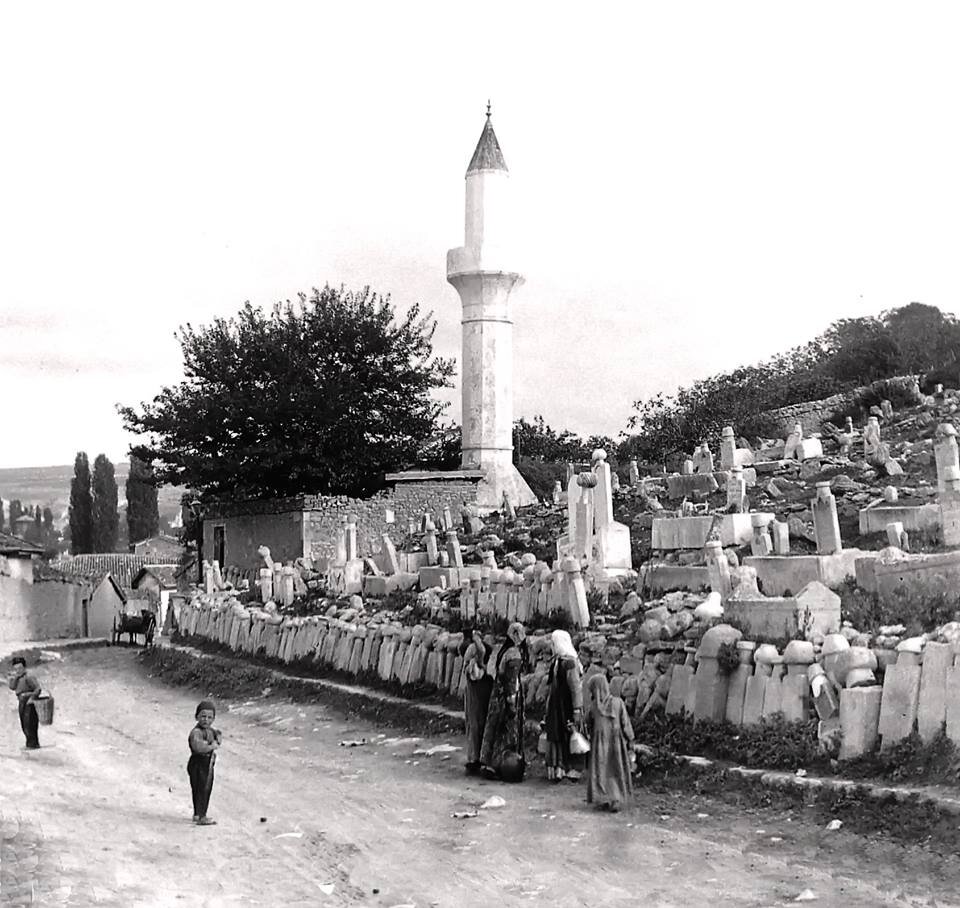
left=3, top=2, right=960, bottom=468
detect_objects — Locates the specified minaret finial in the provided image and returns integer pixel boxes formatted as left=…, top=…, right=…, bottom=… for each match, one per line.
left=486, top=99, right=491, bottom=119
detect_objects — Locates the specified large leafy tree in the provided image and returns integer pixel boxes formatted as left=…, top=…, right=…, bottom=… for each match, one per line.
left=120, top=286, right=455, bottom=499
left=882, top=302, right=960, bottom=376
left=69, top=453, right=93, bottom=554
left=126, top=456, right=160, bottom=545
left=92, top=454, right=119, bottom=553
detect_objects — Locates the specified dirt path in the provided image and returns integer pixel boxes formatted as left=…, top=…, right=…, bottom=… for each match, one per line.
left=1, top=648, right=958, bottom=907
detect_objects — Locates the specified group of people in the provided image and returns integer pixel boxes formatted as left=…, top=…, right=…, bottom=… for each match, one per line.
left=462, top=626, right=636, bottom=812
left=9, top=656, right=223, bottom=826
left=11, top=625, right=634, bottom=822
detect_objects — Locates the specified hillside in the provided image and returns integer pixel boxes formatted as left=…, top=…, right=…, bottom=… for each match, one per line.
left=0, top=464, right=184, bottom=527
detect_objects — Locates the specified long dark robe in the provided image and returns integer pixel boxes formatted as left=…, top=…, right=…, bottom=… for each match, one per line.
left=585, top=695, right=635, bottom=809
left=544, top=656, right=584, bottom=771
left=479, top=643, right=524, bottom=773
left=462, top=642, right=492, bottom=764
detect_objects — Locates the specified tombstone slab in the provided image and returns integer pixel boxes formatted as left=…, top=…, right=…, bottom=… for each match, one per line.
left=839, top=686, right=883, bottom=760
left=917, top=641, right=952, bottom=743
left=878, top=655, right=922, bottom=748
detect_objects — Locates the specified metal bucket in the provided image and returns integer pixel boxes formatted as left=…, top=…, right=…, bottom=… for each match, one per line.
left=32, top=694, right=54, bottom=726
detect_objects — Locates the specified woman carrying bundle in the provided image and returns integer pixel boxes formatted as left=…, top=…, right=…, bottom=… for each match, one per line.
left=461, top=630, right=493, bottom=775
left=479, top=622, right=529, bottom=782
left=543, top=629, right=584, bottom=782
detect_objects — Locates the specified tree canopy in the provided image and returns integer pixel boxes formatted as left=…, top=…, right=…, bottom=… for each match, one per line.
left=624, top=302, right=960, bottom=464
left=120, top=286, right=455, bottom=500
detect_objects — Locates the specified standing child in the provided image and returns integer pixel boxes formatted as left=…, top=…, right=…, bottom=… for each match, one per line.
left=188, top=700, right=222, bottom=826
left=7, top=656, right=42, bottom=750
left=584, top=674, right=635, bottom=812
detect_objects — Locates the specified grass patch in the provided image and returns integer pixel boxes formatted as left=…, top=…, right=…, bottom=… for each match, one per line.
left=137, top=644, right=462, bottom=736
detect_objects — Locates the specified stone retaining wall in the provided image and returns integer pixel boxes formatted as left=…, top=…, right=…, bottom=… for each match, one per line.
left=761, top=375, right=922, bottom=436
left=177, top=595, right=960, bottom=762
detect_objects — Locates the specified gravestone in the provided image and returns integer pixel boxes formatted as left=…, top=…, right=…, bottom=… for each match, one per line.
left=935, top=424, right=959, bottom=493
left=878, top=651, right=922, bottom=749
left=812, top=481, right=843, bottom=555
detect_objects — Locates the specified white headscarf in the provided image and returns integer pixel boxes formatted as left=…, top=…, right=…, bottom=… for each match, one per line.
left=550, top=629, right=578, bottom=661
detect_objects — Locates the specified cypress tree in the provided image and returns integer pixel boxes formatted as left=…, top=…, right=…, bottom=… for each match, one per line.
left=126, top=456, right=160, bottom=545
left=92, top=454, right=119, bottom=553
left=69, top=453, right=94, bottom=554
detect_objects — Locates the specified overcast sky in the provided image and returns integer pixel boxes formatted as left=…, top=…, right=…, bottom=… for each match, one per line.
left=3, top=2, right=960, bottom=469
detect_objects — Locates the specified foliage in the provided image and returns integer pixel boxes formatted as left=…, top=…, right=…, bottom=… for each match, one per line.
left=516, top=457, right=565, bottom=502
left=841, top=728, right=960, bottom=786
left=634, top=710, right=823, bottom=770
left=623, top=303, right=960, bottom=464
left=0, top=499, right=4, bottom=533
left=68, top=452, right=93, bottom=555
left=120, top=285, right=455, bottom=501
left=8, top=500, right=23, bottom=534
left=513, top=415, right=617, bottom=464
left=836, top=579, right=960, bottom=636
left=126, top=456, right=160, bottom=547
left=92, top=454, right=119, bottom=554
left=884, top=302, right=960, bottom=376
left=715, top=641, right=740, bottom=674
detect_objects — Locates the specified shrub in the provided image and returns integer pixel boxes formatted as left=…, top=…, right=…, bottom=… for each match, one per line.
left=837, top=578, right=960, bottom=635
left=634, top=710, right=823, bottom=770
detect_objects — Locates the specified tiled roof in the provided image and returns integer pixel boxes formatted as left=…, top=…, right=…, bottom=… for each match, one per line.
left=132, top=564, right=179, bottom=589
left=467, top=112, right=508, bottom=175
left=53, top=553, right=179, bottom=589
left=34, top=564, right=127, bottom=603
left=0, top=532, right=44, bottom=556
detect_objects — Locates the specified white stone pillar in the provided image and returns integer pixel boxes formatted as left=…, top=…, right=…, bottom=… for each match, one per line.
left=812, top=481, right=843, bottom=554
left=446, top=109, right=535, bottom=510
left=720, top=426, right=736, bottom=470
left=935, top=424, right=959, bottom=493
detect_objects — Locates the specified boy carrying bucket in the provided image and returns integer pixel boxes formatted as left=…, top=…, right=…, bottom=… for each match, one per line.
left=7, top=656, right=41, bottom=750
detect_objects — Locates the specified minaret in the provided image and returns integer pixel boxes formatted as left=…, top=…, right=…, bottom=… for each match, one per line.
left=447, top=105, right=536, bottom=511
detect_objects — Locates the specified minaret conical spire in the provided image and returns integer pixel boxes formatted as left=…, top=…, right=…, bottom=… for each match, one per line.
left=466, top=102, right=508, bottom=175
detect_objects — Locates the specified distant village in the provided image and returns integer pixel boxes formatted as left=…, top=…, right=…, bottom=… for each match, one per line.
left=0, top=456, right=187, bottom=643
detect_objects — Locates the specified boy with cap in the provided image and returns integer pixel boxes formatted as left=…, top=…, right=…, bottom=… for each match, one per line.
left=8, top=656, right=42, bottom=749
left=188, top=700, right=222, bottom=825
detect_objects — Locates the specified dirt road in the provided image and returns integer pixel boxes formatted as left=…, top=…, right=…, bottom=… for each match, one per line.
left=1, top=647, right=957, bottom=907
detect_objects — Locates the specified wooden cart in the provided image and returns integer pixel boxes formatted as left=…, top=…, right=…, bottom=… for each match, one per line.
left=112, top=607, right=158, bottom=647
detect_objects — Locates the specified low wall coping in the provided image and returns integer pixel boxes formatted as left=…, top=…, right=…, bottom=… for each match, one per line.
left=384, top=470, right=485, bottom=483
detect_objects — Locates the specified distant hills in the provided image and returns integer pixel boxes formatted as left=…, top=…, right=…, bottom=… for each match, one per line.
left=0, top=464, right=184, bottom=528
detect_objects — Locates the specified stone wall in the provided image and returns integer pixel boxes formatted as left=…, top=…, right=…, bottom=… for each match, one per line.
left=204, top=478, right=481, bottom=572
left=304, top=479, right=481, bottom=567
left=763, top=391, right=858, bottom=436
left=761, top=375, right=922, bottom=437
left=0, top=575, right=84, bottom=643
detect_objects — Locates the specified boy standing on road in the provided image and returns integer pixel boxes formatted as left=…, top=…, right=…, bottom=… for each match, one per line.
left=7, top=656, right=41, bottom=749
left=188, top=699, right=222, bottom=826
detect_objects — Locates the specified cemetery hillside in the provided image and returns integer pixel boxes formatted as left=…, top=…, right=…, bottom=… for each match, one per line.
left=8, top=91, right=960, bottom=905
left=150, top=296, right=960, bottom=818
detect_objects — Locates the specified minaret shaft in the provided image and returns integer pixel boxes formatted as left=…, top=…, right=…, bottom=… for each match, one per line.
left=446, top=110, right=536, bottom=509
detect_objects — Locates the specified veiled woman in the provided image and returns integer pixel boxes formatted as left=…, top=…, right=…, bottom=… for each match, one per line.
left=461, top=630, right=493, bottom=775
left=479, top=622, right=528, bottom=782
left=584, top=673, right=635, bottom=812
left=543, top=629, right=584, bottom=782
